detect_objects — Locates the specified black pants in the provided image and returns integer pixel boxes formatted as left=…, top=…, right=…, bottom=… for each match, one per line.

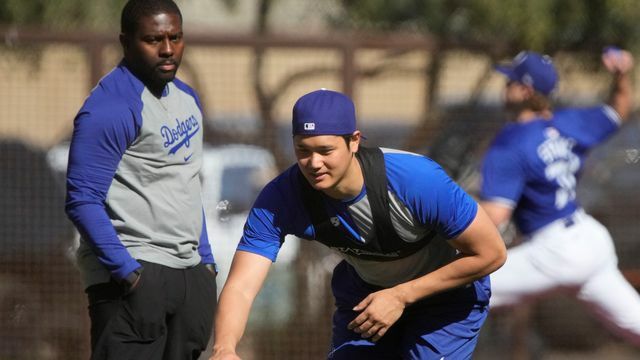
left=86, top=261, right=217, bottom=360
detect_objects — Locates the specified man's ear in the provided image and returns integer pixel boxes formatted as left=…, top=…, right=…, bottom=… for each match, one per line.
left=119, top=33, right=128, bottom=53
left=350, top=131, right=361, bottom=153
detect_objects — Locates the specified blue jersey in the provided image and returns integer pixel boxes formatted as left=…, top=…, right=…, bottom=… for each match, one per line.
left=65, top=62, right=214, bottom=287
left=238, top=148, right=481, bottom=292
left=480, top=105, right=620, bottom=234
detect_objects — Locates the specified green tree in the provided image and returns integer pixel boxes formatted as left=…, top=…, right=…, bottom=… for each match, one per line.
left=0, top=0, right=127, bottom=30
left=334, top=0, right=640, bottom=153
left=337, top=0, right=640, bottom=54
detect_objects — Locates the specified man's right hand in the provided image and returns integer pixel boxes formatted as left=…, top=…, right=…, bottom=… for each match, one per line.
left=121, top=267, right=142, bottom=293
left=210, top=347, right=241, bottom=360
left=602, top=46, right=634, bottom=121
left=211, top=252, right=272, bottom=360
left=602, top=46, right=634, bottom=74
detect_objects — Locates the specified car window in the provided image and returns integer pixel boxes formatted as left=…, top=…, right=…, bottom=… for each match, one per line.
left=219, top=166, right=263, bottom=215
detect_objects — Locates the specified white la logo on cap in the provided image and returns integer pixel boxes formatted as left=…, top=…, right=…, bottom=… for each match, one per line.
left=304, top=122, right=315, bottom=130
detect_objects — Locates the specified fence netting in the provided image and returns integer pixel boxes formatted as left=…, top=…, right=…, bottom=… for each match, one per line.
left=1, top=36, right=640, bottom=359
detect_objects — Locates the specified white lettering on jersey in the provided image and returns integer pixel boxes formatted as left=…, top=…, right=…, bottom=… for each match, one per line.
left=537, top=128, right=580, bottom=209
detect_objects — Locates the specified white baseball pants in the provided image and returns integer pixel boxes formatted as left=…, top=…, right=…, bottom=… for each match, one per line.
left=489, top=210, right=640, bottom=345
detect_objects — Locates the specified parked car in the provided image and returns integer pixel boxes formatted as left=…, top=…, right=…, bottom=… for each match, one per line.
left=201, top=144, right=300, bottom=330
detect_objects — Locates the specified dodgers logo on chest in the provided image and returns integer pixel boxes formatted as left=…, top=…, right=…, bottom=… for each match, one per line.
left=160, top=115, right=200, bottom=155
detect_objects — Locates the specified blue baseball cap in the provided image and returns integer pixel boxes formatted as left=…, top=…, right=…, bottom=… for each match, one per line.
left=495, top=51, right=558, bottom=96
left=292, top=89, right=357, bottom=136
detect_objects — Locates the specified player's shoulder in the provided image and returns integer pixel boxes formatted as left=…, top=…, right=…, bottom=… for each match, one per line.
left=171, top=77, right=203, bottom=108
left=268, top=164, right=300, bottom=187
left=381, top=147, right=440, bottom=169
left=552, top=105, right=618, bottom=126
left=553, top=105, right=599, bottom=116
left=496, top=121, right=535, bottom=139
left=77, top=82, right=139, bottom=134
left=380, top=147, right=453, bottom=190
left=490, top=121, right=545, bottom=149
left=83, top=65, right=142, bottom=114
left=255, top=164, right=302, bottom=205
left=550, top=105, right=621, bottom=147
left=80, top=92, right=132, bottom=123
left=171, top=77, right=196, bottom=94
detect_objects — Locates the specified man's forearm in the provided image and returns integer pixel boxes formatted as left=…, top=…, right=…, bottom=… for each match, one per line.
left=609, top=72, right=632, bottom=121
left=211, top=251, right=272, bottom=359
left=603, top=48, right=634, bottom=121
left=212, top=286, right=253, bottom=354
left=393, top=250, right=504, bottom=306
left=66, top=202, right=140, bottom=281
left=395, top=206, right=506, bottom=306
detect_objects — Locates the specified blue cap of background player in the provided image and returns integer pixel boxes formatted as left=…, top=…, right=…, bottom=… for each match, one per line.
left=292, top=89, right=357, bottom=136
left=495, top=51, right=558, bottom=96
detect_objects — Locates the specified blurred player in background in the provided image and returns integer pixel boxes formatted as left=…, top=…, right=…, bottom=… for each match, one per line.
left=65, top=0, right=217, bottom=358
left=480, top=48, right=640, bottom=344
left=211, top=89, right=506, bottom=360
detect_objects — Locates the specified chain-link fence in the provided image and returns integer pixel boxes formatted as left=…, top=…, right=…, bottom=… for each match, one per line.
left=1, top=29, right=640, bottom=359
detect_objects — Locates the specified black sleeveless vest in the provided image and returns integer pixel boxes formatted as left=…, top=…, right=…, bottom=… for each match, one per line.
left=298, top=146, right=436, bottom=261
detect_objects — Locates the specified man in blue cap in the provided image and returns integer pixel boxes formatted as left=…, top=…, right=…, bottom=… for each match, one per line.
left=211, top=89, right=507, bottom=359
left=480, top=49, right=640, bottom=345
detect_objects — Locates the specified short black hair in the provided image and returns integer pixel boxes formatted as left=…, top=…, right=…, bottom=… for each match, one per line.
left=341, top=134, right=353, bottom=146
left=120, top=0, right=182, bottom=34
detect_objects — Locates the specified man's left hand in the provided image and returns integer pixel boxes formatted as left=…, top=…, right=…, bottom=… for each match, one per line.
left=205, top=263, right=217, bottom=277
left=347, top=287, right=406, bottom=342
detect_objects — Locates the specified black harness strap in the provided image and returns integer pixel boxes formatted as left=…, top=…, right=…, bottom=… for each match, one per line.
left=354, top=146, right=405, bottom=253
left=297, top=170, right=347, bottom=249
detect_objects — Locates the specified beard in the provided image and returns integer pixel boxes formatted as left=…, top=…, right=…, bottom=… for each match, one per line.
left=505, top=95, right=550, bottom=117
left=505, top=99, right=527, bottom=116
